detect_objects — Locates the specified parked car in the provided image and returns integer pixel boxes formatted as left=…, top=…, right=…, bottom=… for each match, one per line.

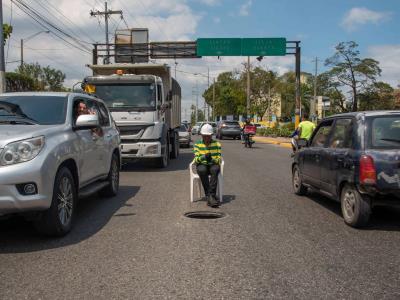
left=178, top=124, right=191, bottom=148
left=216, top=120, right=242, bottom=140
left=191, top=122, right=204, bottom=135
left=0, top=92, right=121, bottom=236
left=292, top=111, right=400, bottom=228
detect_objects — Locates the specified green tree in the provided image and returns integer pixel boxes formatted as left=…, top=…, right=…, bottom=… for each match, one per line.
left=190, top=104, right=205, bottom=125
left=16, top=63, right=66, bottom=91
left=317, top=72, right=348, bottom=113
left=359, top=82, right=395, bottom=111
left=3, top=24, right=12, bottom=42
left=325, top=41, right=381, bottom=112
left=276, top=72, right=313, bottom=118
left=203, top=71, right=245, bottom=117
left=240, top=67, right=278, bottom=121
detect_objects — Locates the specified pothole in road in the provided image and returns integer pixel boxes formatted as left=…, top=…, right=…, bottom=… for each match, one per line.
left=184, top=211, right=226, bottom=219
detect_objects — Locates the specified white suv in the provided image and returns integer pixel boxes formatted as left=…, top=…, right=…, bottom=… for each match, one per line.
left=0, top=92, right=120, bottom=236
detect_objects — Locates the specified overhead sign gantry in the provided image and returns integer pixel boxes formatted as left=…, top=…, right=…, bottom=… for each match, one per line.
left=92, top=36, right=302, bottom=125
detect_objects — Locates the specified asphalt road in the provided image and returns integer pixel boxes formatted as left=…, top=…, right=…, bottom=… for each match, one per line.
left=1, top=139, right=400, bottom=299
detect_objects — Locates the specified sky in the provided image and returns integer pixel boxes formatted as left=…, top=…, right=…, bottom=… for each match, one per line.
left=3, top=0, right=400, bottom=119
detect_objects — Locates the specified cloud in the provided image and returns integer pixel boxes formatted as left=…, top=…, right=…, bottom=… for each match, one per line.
left=3, top=0, right=201, bottom=88
left=198, top=0, right=222, bottom=6
left=368, top=44, right=400, bottom=88
left=213, top=17, right=221, bottom=24
left=341, top=7, right=392, bottom=31
left=239, top=0, right=252, bottom=17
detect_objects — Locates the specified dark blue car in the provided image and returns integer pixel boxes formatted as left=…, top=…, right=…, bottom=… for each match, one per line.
left=292, top=111, right=400, bottom=227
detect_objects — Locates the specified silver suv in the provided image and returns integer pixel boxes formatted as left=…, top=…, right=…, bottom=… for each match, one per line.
left=0, top=92, right=120, bottom=236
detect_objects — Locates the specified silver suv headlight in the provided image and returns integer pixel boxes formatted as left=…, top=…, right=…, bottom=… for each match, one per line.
left=0, top=136, right=45, bottom=166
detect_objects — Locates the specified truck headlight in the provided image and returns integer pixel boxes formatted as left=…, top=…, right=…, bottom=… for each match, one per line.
left=0, top=136, right=45, bottom=166
left=146, top=145, right=159, bottom=154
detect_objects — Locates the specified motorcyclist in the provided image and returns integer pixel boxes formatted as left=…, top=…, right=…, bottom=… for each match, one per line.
left=242, top=119, right=256, bottom=145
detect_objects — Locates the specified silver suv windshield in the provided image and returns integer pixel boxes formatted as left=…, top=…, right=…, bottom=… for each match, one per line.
left=93, top=83, right=156, bottom=111
left=0, top=95, right=68, bottom=125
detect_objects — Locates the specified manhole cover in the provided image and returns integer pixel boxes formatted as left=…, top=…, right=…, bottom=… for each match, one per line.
left=184, top=211, right=226, bottom=219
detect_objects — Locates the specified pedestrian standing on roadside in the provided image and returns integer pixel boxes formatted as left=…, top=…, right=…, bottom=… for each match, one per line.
left=297, top=112, right=316, bottom=141
left=193, top=124, right=222, bottom=208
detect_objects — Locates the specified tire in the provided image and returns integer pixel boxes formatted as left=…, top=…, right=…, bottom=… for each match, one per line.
left=292, top=164, right=307, bottom=196
left=170, top=132, right=179, bottom=159
left=102, top=153, right=120, bottom=197
left=155, top=137, right=169, bottom=168
left=34, top=167, right=77, bottom=236
left=340, top=184, right=371, bottom=227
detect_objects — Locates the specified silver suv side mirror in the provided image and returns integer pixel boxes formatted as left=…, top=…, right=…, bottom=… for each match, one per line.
left=75, top=114, right=99, bottom=130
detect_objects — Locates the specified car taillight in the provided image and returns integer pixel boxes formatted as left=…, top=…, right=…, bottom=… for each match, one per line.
left=360, top=155, right=376, bottom=185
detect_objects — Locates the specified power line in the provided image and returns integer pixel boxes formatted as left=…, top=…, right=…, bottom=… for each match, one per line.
left=12, top=0, right=92, bottom=54
left=37, top=0, right=97, bottom=44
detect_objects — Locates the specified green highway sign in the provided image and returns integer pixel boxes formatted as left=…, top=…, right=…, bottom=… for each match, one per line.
left=196, top=37, right=287, bottom=56
left=241, top=38, right=286, bottom=56
left=197, top=38, right=242, bottom=56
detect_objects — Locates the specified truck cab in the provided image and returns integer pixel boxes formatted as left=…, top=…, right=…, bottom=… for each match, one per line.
left=84, top=64, right=181, bottom=168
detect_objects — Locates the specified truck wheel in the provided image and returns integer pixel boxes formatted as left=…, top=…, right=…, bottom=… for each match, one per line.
left=292, top=164, right=307, bottom=195
left=170, top=132, right=179, bottom=159
left=34, top=167, right=76, bottom=236
left=341, top=184, right=371, bottom=228
left=102, top=153, right=120, bottom=197
left=155, top=138, right=169, bottom=168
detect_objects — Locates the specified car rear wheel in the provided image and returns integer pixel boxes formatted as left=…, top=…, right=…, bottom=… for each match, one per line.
left=34, top=167, right=76, bottom=236
left=341, top=184, right=371, bottom=227
left=292, top=165, right=307, bottom=195
left=102, top=153, right=120, bottom=197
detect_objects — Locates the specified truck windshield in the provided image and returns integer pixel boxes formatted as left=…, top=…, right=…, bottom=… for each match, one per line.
left=367, top=116, right=400, bottom=149
left=94, top=83, right=156, bottom=110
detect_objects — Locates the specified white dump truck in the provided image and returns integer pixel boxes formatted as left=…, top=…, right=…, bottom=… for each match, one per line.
left=83, top=63, right=181, bottom=168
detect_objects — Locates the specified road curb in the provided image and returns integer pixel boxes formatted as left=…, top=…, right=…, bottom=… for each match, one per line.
left=253, top=136, right=292, bottom=149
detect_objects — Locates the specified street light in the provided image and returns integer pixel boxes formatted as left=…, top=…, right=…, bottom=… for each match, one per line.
left=20, top=30, right=50, bottom=67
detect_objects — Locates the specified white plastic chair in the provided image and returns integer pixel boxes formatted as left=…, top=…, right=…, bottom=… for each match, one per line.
left=189, top=159, right=224, bottom=203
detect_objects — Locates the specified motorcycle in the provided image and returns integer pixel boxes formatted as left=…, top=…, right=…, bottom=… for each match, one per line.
left=244, top=133, right=255, bottom=148
left=243, top=124, right=257, bottom=148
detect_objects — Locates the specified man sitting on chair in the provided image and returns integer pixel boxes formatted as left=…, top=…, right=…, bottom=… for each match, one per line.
left=193, top=123, right=222, bottom=208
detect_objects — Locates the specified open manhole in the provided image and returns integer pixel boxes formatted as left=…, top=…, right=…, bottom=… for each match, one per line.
left=184, top=211, right=226, bottom=219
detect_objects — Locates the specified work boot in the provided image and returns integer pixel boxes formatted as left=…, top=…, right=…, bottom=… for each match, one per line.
left=208, top=195, right=219, bottom=208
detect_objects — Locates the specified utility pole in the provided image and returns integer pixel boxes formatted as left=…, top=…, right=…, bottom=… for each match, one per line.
left=295, top=42, right=301, bottom=127
left=311, top=57, right=319, bottom=122
left=90, top=2, right=122, bottom=64
left=196, top=80, right=199, bottom=123
left=0, top=0, right=6, bottom=93
left=246, top=56, right=251, bottom=119
left=207, top=67, right=210, bottom=121
left=212, top=78, right=216, bottom=121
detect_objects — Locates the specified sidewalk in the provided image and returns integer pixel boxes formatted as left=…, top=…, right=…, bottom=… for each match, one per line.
left=253, top=136, right=292, bottom=149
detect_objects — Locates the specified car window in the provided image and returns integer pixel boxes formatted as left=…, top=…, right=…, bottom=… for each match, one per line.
left=73, top=98, right=99, bottom=124
left=310, top=120, right=333, bottom=148
left=97, top=102, right=111, bottom=127
left=0, top=95, right=67, bottom=125
left=328, top=119, right=353, bottom=149
left=179, top=125, right=187, bottom=132
left=368, top=116, right=400, bottom=149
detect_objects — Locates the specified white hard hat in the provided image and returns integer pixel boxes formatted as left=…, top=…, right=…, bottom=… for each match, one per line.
left=200, top=123, right=213, bottom=135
